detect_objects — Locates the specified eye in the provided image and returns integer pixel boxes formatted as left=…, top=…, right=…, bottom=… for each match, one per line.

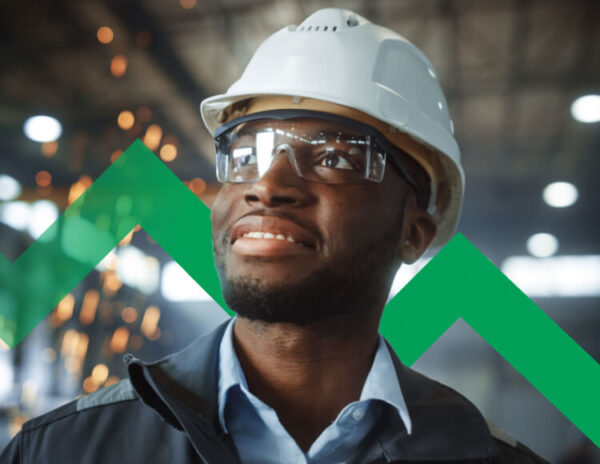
left=316, top=151, right=356, bottom=170
left=321, top=153, right=353, bottom=170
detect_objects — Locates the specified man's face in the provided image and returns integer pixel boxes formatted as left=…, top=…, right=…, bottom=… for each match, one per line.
left=211, top=118, right=429, bottom=325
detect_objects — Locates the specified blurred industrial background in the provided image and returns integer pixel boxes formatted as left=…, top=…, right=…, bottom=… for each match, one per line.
left=0, top=0, right=599, bottom=461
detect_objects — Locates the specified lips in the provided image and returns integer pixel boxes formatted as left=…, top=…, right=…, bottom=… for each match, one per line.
left=231, top=215, right=319, bottom=250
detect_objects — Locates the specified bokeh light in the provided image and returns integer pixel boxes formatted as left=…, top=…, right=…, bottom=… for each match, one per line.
left=35, top=170, right=52, bottom=187
left=97, top=26, right=114, bottom=44
left=23, top=115, right=62, bottom=142
left=117, top=110, right=135, bottom=130
left=121, top=306, right=138, bottom=324
left=110, top=55, right=128, bottom=78
left=28, top=200, right=59, bottom=239
left=543, top=181, right=578, bottom=208
left=110, top=150, right=123, bottom=163
left=527, top=233, right=559, bottom=258
left=41, top=141, right=58, bottom=158
left=0, top=175, right=22, bottom=201
left=143, top=124, right=162, bottom=150
left=91, top=364, right=109, bottom=384
left=0, top=201, right=30, bottom=231
left=159, top=143, right=177, bottom=162
left=571, top=94, right=600, bottom=123
left=189, top=177, right=206, bottom=195
left=180, top=0, right=197, bottom=9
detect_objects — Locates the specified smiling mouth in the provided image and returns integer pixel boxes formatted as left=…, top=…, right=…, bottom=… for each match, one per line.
left=230, top=215, right=319, bottom=256
left=231, top=233, right=315, bottom=256
left=239, top=231, right=306, bottom=246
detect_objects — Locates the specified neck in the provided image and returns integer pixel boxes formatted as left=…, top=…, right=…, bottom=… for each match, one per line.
left=232, top=311, right=381, bottom=451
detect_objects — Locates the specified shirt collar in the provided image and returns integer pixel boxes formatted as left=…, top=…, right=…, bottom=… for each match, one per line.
left=217, top=317, right=412, bottom=435
left=217, top=317, right=251, bottom=433
left=360, top=333, right=413, bottom=434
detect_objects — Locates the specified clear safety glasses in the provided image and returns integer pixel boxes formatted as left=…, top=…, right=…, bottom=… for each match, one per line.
left=214, top=109, right=420, bottom=195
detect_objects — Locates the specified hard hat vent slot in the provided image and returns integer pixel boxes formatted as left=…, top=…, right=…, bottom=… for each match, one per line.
left=296, top=25, right=339, bottom=32
left=346, top=16, right=359, bottom=27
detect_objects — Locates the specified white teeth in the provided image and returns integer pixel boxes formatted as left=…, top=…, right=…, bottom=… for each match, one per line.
left=241, top=231, right=297, bottom=243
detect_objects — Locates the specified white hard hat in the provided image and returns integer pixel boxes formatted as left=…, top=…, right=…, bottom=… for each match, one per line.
left=201, top=8, right=464, bottom=248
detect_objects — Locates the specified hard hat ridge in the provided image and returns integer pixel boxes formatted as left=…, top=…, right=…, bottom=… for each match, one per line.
left=292, top=8, right=369, bottom=32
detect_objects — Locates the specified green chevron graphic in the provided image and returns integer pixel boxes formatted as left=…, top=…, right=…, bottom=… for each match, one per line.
left=0, top=139, right=599, bottom=445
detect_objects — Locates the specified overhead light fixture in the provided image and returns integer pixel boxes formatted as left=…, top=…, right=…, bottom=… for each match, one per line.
left=543, top=181, right=578, bottom=208
left=0, top=175, right=22, bottom=201
left=23, top=115, right=63, bottom=143
left=526, top=233, right=559, bottom=258
left=570, top=94, right=600, bottom=123
left=502, top=255, right=600, bottom=297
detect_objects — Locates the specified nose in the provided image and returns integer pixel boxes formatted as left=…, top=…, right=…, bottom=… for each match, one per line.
left=244, top=149, right=313, bottom=208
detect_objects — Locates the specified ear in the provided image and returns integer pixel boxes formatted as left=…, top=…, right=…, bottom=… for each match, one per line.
left=397, top=195, right=437, bottom=264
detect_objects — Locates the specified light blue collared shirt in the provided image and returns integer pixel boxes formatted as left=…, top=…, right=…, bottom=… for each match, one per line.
left=217, top=318, right=412, bottom=464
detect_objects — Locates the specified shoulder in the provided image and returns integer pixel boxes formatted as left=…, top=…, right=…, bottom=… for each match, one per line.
left=2, top=379, right=196, bottom=463
left=21, top=379, right=138, bottom=433
left=487, top=420, right=550, bottom=464
left=400, top=366, right=548, bottom=463
left=383, top=342, right=548, bottom=463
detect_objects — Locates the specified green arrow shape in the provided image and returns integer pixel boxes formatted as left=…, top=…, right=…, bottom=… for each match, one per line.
left=381, top=234, right=600, bottom=446
left=0, top=139, right=231, bottom=347
left=0, top=140, right=598, bottom=446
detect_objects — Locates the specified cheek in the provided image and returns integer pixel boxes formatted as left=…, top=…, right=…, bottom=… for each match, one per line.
left=319, top=192, right=396, bottom=254
left=210, top=187, right=237, bottom=240
left=210, top=198, right=224, bottom=239
left=210, top=192, right=225, bottom=225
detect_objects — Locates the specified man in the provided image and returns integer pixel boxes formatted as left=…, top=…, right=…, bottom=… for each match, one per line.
left=1, top=8, right=546, bottom=464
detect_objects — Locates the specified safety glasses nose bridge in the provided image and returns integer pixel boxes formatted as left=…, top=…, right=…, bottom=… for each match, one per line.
left=253, top=141, right=302, bottom=179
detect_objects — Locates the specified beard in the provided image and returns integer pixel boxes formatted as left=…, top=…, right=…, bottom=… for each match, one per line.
left=214, top=214, right=403, bottom=326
